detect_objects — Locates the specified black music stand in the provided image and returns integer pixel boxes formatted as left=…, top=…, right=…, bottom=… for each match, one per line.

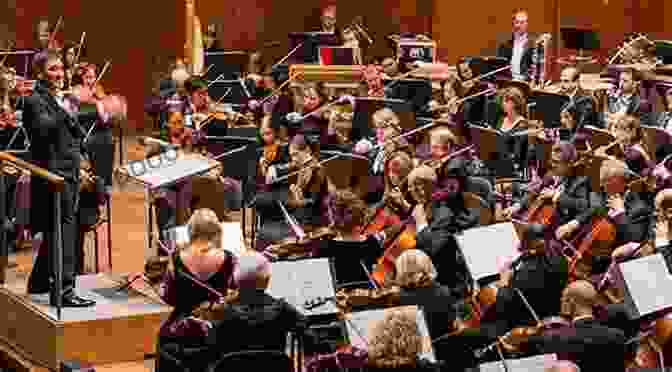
left=3, top=49, right=36, bottom=78
left=352, top=97, right=414, bottom=141
left=208, top=79, right=251, bottom=107
left=288, top=32, right=340, bottom=64
left=204, top=50, right=248, bottom=80
left=528, top=91, right=570, bottom=128
left=561, top=28, right=600, bottom=60
left=383, top=78, right=433, bottom=116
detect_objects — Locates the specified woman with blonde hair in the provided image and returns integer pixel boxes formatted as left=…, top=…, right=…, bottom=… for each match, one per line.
left=366, top=308, right=424, bottom=370
left=156, top=208, right=238, bottom=372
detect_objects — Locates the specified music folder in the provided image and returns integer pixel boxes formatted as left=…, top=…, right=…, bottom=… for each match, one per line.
left=615, top=253, right=672, bottom=320
left=266, top=257, right=339, bottom=318
left=344, top=305, right=436, bottom=362
left=456, top=222, right=520, bottom=286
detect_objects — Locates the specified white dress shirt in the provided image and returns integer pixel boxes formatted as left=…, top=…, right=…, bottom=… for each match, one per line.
left=511, top=34, right=528, bottom=80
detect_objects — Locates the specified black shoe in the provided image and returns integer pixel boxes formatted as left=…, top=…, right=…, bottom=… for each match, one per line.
left=50, top=291, right=96, bottom=307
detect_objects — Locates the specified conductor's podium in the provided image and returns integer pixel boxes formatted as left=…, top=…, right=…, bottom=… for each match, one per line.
left=0, top=273, right=171, bottom=370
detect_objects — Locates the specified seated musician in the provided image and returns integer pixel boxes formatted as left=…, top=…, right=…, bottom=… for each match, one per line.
left=597, top=113, right=654, bottom=176
left=410, top=164, right=476, bottom=289
left=555, top=159, right=652, bottom=280
left=306, top=307, right=437, bottom=372
left=503, top=141, right=590, bottom=235
left=145, top=61, right=190, bottom=127
left=286, top=82, right=330, bottom=143
left=324, top=101, right=354, bottom=152
left=256, top=117, right=289, bottom=191
left=556, top=100, right=591, bottom=148
left=490, top=223, right=568, bottom=334
left=606, top=68, right=642, bottom=117
left=354, top=107, right=414, bottom=202
left=204, top=251, right=316, bottom=360
left=456, top=57, right=493, bottom=125
left=156, top=209, right=237, bottom=372
left=525, top=280, right=627, bottom=372
left=428, top=73, right=462, bottom=120
left=257, top=135, right=327, bottom=246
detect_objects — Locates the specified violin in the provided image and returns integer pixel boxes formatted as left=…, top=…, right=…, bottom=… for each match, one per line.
left=304, top=286, right=401, bottom=314
left=265, top=226, right=337, bottom=259
left=627, top=316, right=672, bottom=369
left=474, top=316, right=572, bottom=356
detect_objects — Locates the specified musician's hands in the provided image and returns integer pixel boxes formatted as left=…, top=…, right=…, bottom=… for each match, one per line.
left=386, top=189, right=410, bottom=211
left=556, top=221, right=579, bottom=240
left=539, top=189, right=558, bottom=200
left=412, top=205, right=428, bottom=226
left=502, top=205, right=518, bottom=220
left=497, top=269, right=513, bottom=287
left=354, top=139, right=373, bottom=154
left=248, top=99, right=260, bottom=111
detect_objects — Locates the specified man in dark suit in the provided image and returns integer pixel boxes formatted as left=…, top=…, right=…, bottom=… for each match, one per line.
left=496, top=9, right=536, bottom=81
left=527, top=280, right=627, bottom=372
left=23, top=49, right=105, bottom=307
left=606, top=68, right=642, bottom=116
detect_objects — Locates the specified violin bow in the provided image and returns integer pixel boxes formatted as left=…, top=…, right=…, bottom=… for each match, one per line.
left=47, top=17, right=63, bottom=49
left=270, top=89, right=493, bottom=185
left=74, top=32, right=86, bottom=66
left=277, top=200, right=306, bottom=240
left=93, top=60, right=111, bottom=87
left=273, top=41, right=305, bottom=68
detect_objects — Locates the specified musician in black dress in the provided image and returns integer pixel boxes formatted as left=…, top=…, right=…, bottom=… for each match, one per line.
left=24, top=50, right=112, bottom=306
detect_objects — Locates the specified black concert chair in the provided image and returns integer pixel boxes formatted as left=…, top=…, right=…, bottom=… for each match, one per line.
left=209, top=350, right=293, bottom=372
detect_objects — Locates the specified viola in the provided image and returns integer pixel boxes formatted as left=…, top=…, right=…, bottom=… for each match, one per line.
left=265, top=226, right=337, bottom=259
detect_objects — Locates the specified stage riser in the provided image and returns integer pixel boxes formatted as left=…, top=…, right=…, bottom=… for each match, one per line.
left=0, top=274, right=171, bottom=370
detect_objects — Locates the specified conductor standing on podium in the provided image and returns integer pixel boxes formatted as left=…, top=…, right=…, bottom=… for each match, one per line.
left=24, top=49, right=102, bottom=307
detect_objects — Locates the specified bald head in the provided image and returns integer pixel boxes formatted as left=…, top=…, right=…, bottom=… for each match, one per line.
left=546, top=360, right=580, bottom=372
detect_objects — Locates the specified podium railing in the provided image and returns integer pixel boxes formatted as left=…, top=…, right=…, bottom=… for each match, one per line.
left=0, top=152, right=66, bottom=320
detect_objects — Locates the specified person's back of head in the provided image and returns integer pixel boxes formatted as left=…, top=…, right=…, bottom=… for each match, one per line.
left=234, top=251, right=271, bottom=290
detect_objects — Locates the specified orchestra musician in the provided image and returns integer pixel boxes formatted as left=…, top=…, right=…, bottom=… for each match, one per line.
left=155, top=209, right=238, bottom=372
left=61, top=41, right=78, bottom=89
left=596, top=113, right=654, bottom=176
left=24, top=49, right=118, bottom=307
left=456, top=57, right=494, bottom=125
left=286, top=82, right=330, bottom=143
left=504, top=142, right=591, bottom=241
left=525, top=281, right=627, bottom=372
left=257, top=135, right=327, bottom=247
left=555, top=159, right=652, bottom=280
left=655, top=188, right=672, bottom=267
left=497, top=9, right=535, bottom=81
left=380, top=56, right=401, bottom=79
left=354, top=107, right=414, bottom=202
left=319, top=5, right=338, bottom=34
left=606, top=68, right=642, bottom=116
left=410, top=163, right=476, bottom=289
left=324, top=101, right=354, bottom=152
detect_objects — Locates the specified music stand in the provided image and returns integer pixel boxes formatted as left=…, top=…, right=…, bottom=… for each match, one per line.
left=117, top=150, right=221, bottom=258
left=560, top=28, right=600, bottom=62
left=464, top=56, right=510, bottom=82
left=208, top=79, right=251, bottom=107
left=204, top=50, right=248, bottom=80
left=383, top=78, right=432, bottom=115
left=528, top=91, right=570, bottom=128
left=288, top=32, right=340, bottom=64
left=456, top=222, right=520, bottom=287
left=2, top=49, right=36, bottom=78
left=352, top=97, right=414, bottom=141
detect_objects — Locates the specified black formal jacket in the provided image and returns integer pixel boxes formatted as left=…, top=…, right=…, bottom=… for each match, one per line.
left=207, top=290, right=312, bottom=354
left=527, top=318, right=627, bottom=372
left=494, top=253, right=568, bottom=333
left=399, top=283, right=459, bottom=340
left=496, top=34, right=536, bottom=81
left=23, top=80, right=95, bottom=181
left=517, top=175, right=591, bottom=226
left=415, top=195, right=478, bottom=293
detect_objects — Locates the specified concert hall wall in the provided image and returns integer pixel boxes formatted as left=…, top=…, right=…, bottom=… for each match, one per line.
left=4, top=0, right=671, bottom=128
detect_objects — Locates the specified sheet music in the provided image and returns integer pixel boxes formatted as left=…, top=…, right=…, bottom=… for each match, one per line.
left=122, top=155, right=218, bottom=189
left=457, top=223, right=520, bottom=284
left=266, top=258, right=338, bottom=317
left=344, top=306, right=436, bottom=362
left=619, top=253, right=672, bottom=318
left=479, top=354, right=557, bottom=372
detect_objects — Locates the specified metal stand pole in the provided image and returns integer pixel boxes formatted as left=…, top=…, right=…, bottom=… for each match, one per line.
left=107, top=194, right=112, bottom=270
left=0, top=171, right=6, bottom=285
left=53, top=191, right=63, bottom=320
